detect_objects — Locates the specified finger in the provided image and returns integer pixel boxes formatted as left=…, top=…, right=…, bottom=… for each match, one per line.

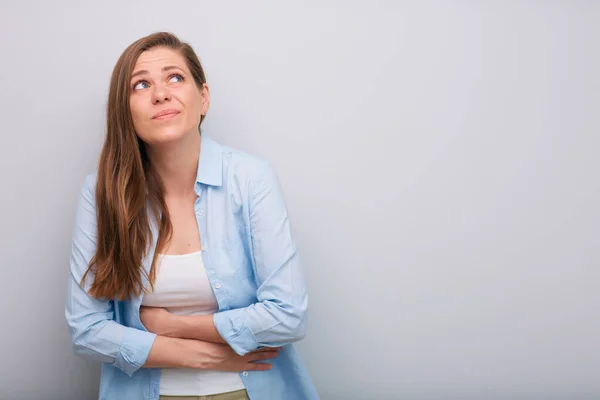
left=247, top=362, right=273, bottom=371
left=248, top=351, right=279, bottom=362
left=252, top=347, right=282, bottom=353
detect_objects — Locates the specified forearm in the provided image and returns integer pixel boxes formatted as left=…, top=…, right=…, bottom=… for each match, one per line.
left=213, top=300, right=307, bottom=355
left=159, top=305, right=304, bottom=353
left=166, top=314, right=226, bottom=344
left=143, top=335, right=215, bottom=369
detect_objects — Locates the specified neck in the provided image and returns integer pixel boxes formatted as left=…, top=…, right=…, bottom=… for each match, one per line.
left=146, top=132, right=201, bottom=198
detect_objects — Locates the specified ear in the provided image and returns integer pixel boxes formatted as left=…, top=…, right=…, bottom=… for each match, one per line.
left=200, top=83, right=210, bottom=116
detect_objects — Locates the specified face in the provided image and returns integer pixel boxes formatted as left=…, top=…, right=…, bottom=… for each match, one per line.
left=129, top=47, right=209, bottom=145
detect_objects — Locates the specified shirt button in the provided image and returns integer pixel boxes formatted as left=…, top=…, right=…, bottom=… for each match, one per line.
left=215, top=283, right=222, bottom=289
left=242, top=371, right=248, bottom=376
left=197, top=209, right=204, bottom=216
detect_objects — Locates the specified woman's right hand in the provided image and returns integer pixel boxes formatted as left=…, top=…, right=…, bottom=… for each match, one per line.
left=191, top=341, right=281, bottom=372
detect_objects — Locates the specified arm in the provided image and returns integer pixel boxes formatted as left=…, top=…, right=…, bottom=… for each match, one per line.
left=145, top=164, right=308, bottom=355
left=214, top=163, right=309, bottom=355
left=65, top=174, right=156, bottom=377
left=144, top=335, right=278, bottom=371
left=65, top=175, right=274, bottom=374
left=140, top=309, right=226, bottom=344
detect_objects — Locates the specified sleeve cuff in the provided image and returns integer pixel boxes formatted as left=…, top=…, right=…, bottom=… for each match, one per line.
left=213, top=310, right=258, bottom=356
left=113, top=328, right=157, bottom=376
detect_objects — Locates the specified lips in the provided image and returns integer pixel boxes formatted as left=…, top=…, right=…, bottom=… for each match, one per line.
left=152, top=109, right=180, bottom=119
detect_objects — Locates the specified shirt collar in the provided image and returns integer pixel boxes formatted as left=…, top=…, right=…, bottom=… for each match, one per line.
left=195, top=133, right=223, bottom=187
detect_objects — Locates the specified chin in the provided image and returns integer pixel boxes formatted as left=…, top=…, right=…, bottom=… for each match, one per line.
left=142, top=128, right=190, bottom=146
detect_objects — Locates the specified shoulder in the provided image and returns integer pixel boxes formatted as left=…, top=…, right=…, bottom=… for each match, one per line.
left=77, top=171, right=98, bottom=202
left=208, top=136, right=277, bottom=189
left=83, top=171, right=98, bottom=191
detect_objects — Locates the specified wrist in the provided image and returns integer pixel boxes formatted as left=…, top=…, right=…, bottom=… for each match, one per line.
left=182, top=339, right=218, bottom=370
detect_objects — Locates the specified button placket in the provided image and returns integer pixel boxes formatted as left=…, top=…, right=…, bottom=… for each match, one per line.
left=196, top=205, right=207, bottom=251
left=196, top=187, right=230, bottom=311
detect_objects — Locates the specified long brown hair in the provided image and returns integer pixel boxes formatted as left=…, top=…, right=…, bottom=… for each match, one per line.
left=82, top=32, right=208, bottom=300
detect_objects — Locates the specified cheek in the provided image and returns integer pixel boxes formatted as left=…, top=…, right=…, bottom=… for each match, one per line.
left=129, top=101, right=146, bottom=128
left=185, top=107, right=202, bottom=128
left=181, top=92, right=203, bottom=125
left=183, top=88, right=204, bottom=114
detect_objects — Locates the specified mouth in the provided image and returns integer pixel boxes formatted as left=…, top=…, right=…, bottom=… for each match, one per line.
left=152, top=109, right=180, bottom=120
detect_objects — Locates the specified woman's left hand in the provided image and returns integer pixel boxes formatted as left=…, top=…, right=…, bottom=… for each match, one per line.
left=140, top=306, right=179, bottom=337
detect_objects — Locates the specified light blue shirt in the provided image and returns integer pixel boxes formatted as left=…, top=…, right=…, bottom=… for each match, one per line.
left=65, top=135, right=319, bottom=400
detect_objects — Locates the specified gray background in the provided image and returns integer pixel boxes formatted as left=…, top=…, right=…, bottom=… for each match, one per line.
left=0, top=1, right=598, bottom=399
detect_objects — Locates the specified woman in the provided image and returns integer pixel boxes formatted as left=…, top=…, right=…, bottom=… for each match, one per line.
left=65, top=32, right=319, bottom=400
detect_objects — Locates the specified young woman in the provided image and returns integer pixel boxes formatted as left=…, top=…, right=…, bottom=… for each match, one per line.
left=65, top=32, right=318, bottom=400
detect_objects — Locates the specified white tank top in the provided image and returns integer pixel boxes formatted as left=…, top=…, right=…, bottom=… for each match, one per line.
left=141, top=251, right=246, bottom=396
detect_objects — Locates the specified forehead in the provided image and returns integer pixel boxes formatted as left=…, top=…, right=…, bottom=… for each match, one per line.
left=133, top=47, right=189, bottom=73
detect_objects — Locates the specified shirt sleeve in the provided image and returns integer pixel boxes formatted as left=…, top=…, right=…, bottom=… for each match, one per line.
left=64, top=174, right=156, bottom=377
left=213, top=163, right=309, bottom=356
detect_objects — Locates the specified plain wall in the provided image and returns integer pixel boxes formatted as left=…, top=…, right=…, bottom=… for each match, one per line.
left=0, top=1, right=598, bottom=399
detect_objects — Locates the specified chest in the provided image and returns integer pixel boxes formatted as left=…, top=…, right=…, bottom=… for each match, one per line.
left=164, top=195, right=202, bottom=255
left=141, top=252, right=218, bottom=315
left=122, top=185, right=257, bottom=326
left=163, top=188, right=256, bottom=301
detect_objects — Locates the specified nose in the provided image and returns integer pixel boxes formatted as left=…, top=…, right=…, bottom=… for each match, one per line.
left=151, top=83, right=171, bottom=104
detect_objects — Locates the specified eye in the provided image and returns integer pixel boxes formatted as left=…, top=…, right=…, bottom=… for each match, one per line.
left=169, top=74, right=184, bottom=83
left=133, top=80, right=149, bottom=90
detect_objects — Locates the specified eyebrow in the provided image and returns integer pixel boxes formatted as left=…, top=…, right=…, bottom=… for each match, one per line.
left=131, top=65, right=184, bottom=80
